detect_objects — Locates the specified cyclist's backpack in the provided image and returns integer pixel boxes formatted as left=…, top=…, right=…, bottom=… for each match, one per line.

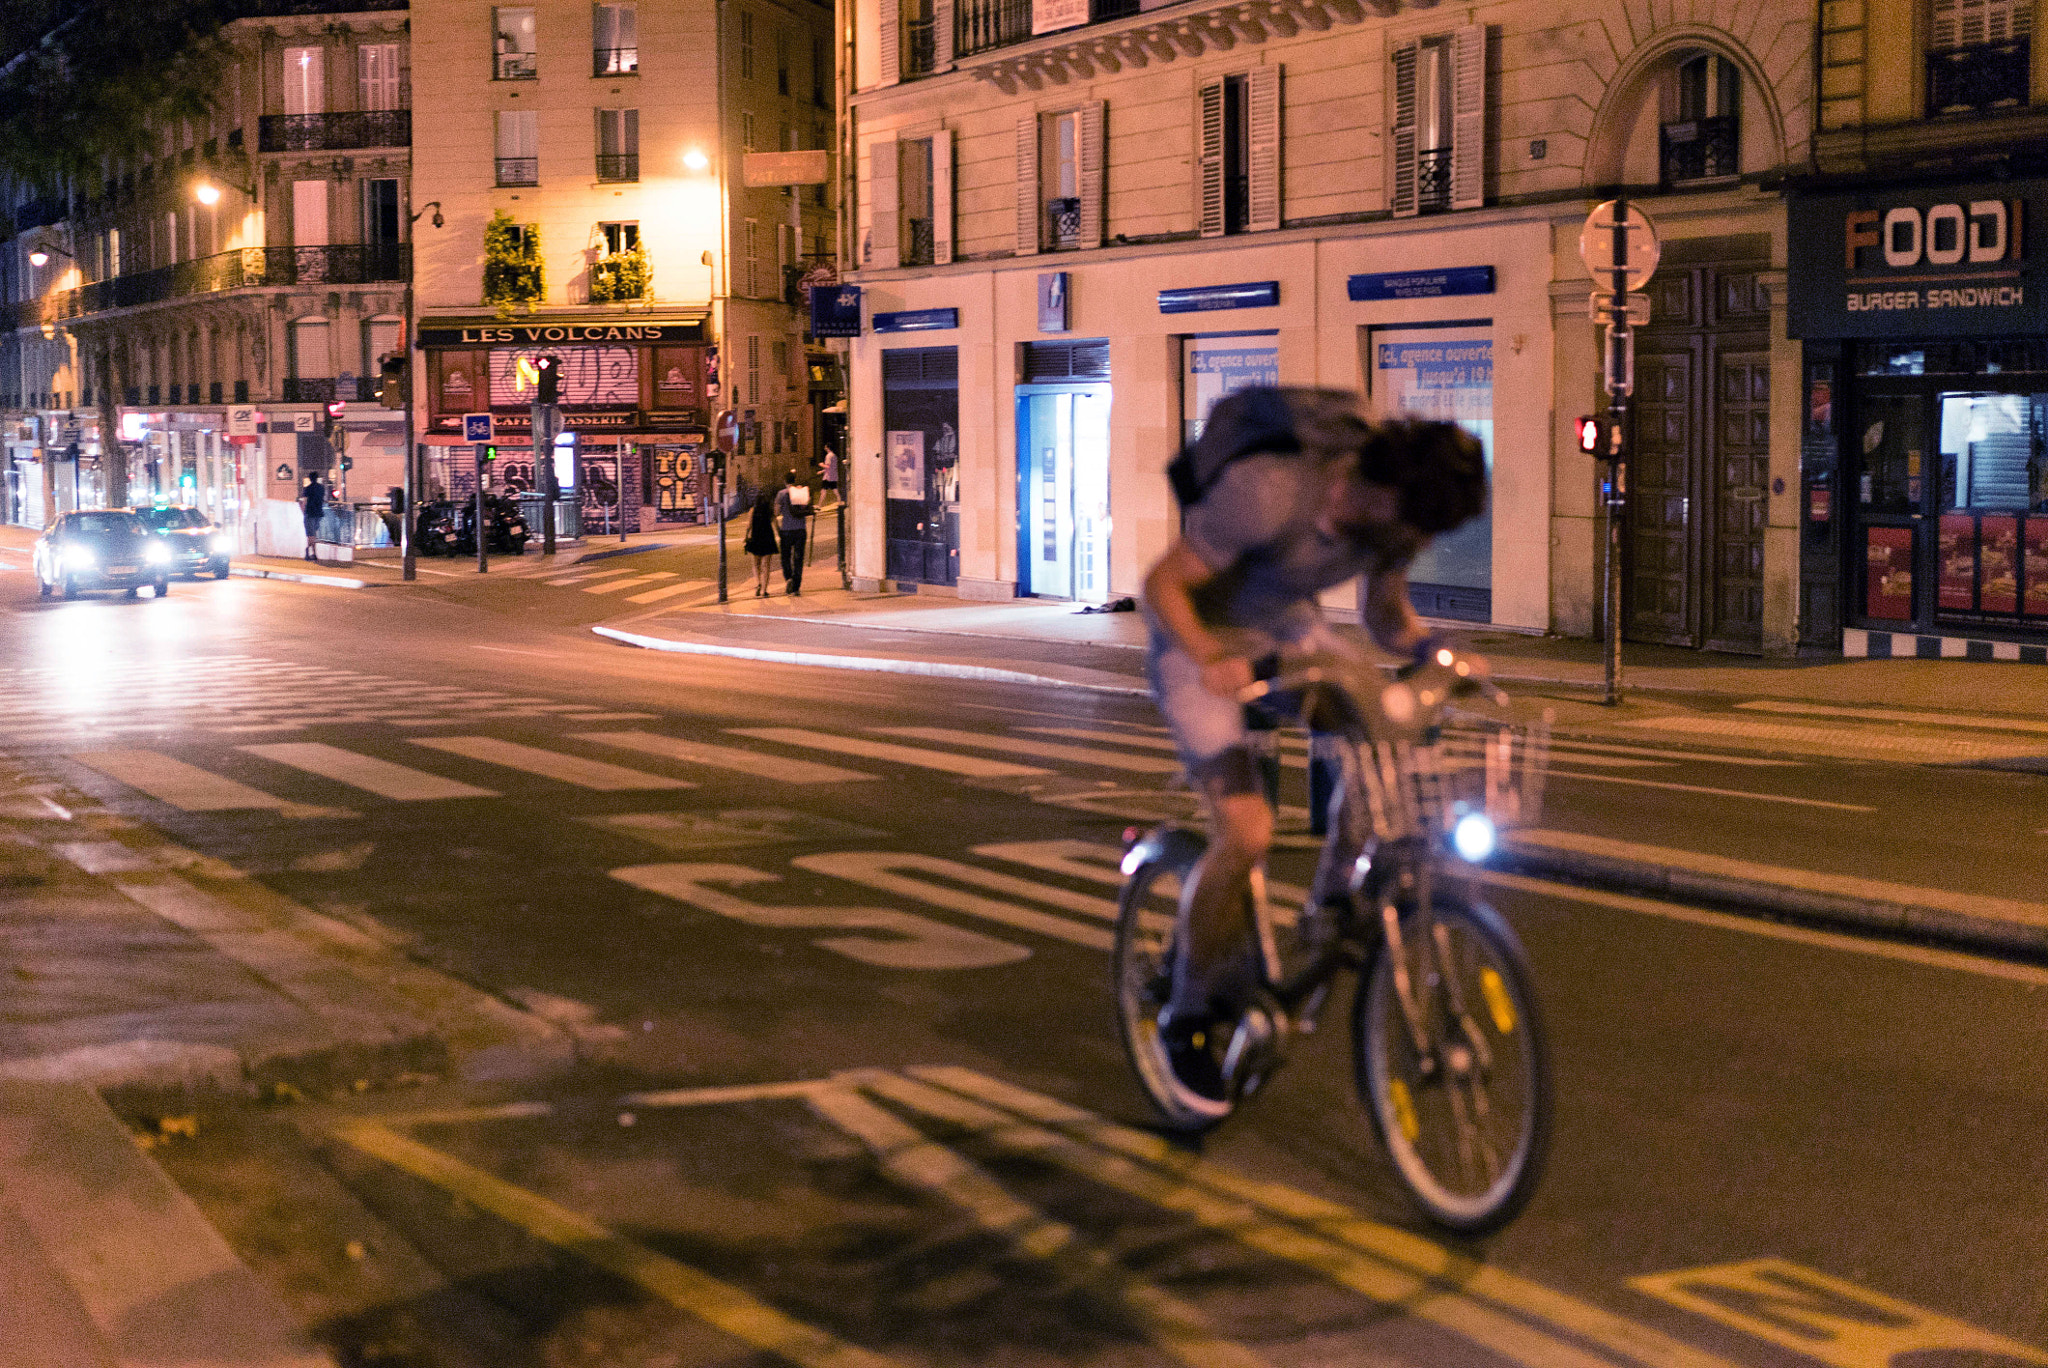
left=1166, top=386, right=1372, bottom=509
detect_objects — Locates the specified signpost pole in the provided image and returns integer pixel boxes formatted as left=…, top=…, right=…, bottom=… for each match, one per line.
left=837, top=454, right=850, bottom=590
left=535, top=402, right=556, bottom=556
left=713, top=409, right=737, bottom=604
left=476, top=454, right=488, bottom=575
left=1603, top=193, right=1631, bottom=707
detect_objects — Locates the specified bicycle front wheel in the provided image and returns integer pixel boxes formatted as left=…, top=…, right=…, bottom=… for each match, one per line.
left=1353, top=893, right=1549, bottom=1234
left=1113, top=831, right=1234, bottom=1133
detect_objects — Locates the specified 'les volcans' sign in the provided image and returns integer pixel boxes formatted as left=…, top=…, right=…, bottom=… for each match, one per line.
left=1788, top=181, right=2046, bottom=338
left=417, top=322, right=705, bottom=346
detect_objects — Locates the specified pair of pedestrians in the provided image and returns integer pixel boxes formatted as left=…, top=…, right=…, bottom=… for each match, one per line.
left=744, top=470, right=816, bottom=597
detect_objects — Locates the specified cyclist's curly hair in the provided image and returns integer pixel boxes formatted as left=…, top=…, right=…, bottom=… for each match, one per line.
left=1356, top=419, right=1487, bottom=534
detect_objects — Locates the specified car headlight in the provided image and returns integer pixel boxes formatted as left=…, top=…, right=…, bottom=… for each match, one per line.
left=62, top=543, right=96, bottom=569
left=145, top=541, right=172, bottom=564
left=210, top=534, right=233, bottom=553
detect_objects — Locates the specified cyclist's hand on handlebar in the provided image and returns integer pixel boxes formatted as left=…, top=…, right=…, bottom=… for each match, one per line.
left=1198, top=655, right=1257, bottom=700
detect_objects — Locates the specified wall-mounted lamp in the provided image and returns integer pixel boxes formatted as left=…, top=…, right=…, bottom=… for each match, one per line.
left=682, top=149, right=710, bottom=172
left=411, top=200, right=445, bottom=229
left=192, top=178, right=257, bottom=206
left=26, top=242, right=75, bottom=269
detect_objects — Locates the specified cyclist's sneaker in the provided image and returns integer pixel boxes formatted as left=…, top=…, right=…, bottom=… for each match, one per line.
left=1158, top=1004, right=1229, bottom=1102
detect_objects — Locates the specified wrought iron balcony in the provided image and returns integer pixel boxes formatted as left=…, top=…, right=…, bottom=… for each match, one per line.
left=259, top=109, right=411, bottom=152
left=1046, top=196, right=1081, bottom=248
left=956, top=0, right=1031, bottom=57
left=904, top=217, right=936, bottom=266
left=282, top=377, right=337, bottom=404
left=1928, top=38, right=2030, bottom=115
left=3, top=245, right=411, bottom=330
left=596, top=153, right=640, bottom=182
left=905, top=15, right=936, bottom=75
left=1660, top=114, right=1738, bottom=184
left=496, top=157, right=539, bottom=186
left=1416, top=146, right=1452, bottom=212
left=594, top=46, right=638, bottom=75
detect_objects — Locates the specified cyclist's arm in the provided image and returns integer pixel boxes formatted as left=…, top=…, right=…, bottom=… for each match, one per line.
left=1143, top=540, right=1254, bottom=698
left=1361, top=561, right=1427, bottom=657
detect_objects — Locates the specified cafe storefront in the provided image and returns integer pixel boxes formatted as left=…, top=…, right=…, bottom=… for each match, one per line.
left=1789, top=180, right=2048, bottom=660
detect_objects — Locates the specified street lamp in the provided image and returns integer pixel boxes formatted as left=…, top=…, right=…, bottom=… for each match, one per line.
left=682, top=148, right=710, bottom=172
left=26, top=242, right=75, bottom=270
left=191, top=178, right=258, bottom=206
left=398, top=201, right=445, bottom=581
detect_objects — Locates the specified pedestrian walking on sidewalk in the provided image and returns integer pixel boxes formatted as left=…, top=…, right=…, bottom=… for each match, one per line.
left=743, top=488, right=779, bottom=597
left=773, top=469, right=814, bottom=595
left=298, top=471, right=328, bottom=561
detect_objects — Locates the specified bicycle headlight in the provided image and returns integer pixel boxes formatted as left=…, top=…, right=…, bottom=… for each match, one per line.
left=144, top=540, right=172, bottom=564
left=1452, top=812, right=1497, bottom=864
left=62, top=543, right=96, bottom=569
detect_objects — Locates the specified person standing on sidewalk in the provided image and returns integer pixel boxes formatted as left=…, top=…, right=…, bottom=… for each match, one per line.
left=298, top=472, right=328, bottom=561
left=773, top=469, right=813, bottom=595
left=743, top=488, right=779, bottom=598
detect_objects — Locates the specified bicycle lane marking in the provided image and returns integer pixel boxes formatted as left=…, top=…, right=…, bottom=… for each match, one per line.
left=329, top=1116, right=906, bottom=1368
left=899, top=1067, right=1748, bottom=1368
left=1629, top=1258, right=2048, bottom=1367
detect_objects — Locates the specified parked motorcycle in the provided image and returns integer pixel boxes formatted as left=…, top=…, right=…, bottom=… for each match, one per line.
left=414, top=496, right=528, bottom=556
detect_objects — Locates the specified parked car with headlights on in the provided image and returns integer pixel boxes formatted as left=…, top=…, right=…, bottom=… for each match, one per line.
left=133, top=505, right=232, bottom=578
left=32, top=510, right=172, bottom=599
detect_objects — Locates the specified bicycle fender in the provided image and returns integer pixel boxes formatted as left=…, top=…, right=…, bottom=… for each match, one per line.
left=1121, top=824, right=1207, bottom=878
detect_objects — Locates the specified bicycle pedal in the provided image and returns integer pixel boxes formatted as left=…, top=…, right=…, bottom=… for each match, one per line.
left=1222, top=994, right=1291, bottom=1099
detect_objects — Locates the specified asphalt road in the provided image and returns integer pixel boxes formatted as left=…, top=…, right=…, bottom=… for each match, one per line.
left=5, top=563, right=2046, bottom=1368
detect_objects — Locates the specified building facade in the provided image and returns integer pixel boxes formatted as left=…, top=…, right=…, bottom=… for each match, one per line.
left=842, top=0, right=1811, bottom=653
left=408, top=0, right=838, bottom=529
left=1, top=0, right=414, bottom=552
left=1792, top=0, right=2048, bottom=660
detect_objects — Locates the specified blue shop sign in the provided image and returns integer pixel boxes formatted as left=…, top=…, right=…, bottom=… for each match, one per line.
left=810, top=285, right=863, bottom=338
left=1347, top=266, right=1495, bottom=302
left=873, top=308, right=959, bottom=333
left=1158, top=281, right=1279, bottom=314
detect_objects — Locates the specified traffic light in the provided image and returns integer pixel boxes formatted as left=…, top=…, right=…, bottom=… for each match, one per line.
left=533, top=354, right=562, bottom=405
left=1575, top=415, right=1605, bottom=456
left=323, top=397, right=346, bottom=445
left=378, top=353, right=408, bottom=409
left=479, top=444, right=497, bottom=463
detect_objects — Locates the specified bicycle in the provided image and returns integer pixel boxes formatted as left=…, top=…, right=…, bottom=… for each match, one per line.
left=1114, top=647, right=1553, bottom=1234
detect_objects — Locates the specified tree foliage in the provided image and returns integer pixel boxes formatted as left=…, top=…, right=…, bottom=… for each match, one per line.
left=483, top=211, right=544, bottom=316
left=589, top=244, right=652, bottom=304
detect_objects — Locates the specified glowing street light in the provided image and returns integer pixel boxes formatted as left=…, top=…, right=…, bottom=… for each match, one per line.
left=194, top=182, right=222, bottom=206
left=681, top=148, right=710, bottom=172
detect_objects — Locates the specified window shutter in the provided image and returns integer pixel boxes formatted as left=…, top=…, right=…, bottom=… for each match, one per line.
left=870, top=138, right=901, bottom=269
left=1931, top=0, right=1960, bottom=46
left=878, top=0, right=901, bottom=86
left=1076, top=99, right=1106, bottom=249
left=1389, top=40, right=1419, bottom=219
left=933, top=0, right=955, bottom=68
left=933, top=127, right=955, bottom=265
left=1247, top=65, right=1281, bottom=232
left=1450, top=26, right=1486, bottom=211
left=1196, top=78, right=1225, bottom=238
left=1016, top=114, right=1041, bottom=255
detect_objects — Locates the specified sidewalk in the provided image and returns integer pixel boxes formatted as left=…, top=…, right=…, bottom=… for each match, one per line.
left=597, top=581, right=2048, bottom=960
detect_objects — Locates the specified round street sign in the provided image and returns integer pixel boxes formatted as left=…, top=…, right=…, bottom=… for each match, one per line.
left=1579, top=201, right=1661, bottom=291
left=713, top=409, right=740, bottom=454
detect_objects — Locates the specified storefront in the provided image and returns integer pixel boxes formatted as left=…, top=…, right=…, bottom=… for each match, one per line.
left=1790, top=180, right=2048, bottom=658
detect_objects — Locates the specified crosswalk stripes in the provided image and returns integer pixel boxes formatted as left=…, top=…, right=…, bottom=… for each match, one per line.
left=570, top=731, right=874, bottom=784
left=71, top=749, right=303, bottom=813
left=582, top=572, right=678, bottom=595
left=872, top=726, right=1183, bottom=775
left=729, top=727, right=1052, bottom=778
left=239, top=743, right=499, bottom=801
left=623, top=579, right=716, bottom=605
left=410, top=736, right=694, bottom=791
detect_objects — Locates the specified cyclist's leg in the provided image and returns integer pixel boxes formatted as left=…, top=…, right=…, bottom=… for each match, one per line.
left=1169, top=759, right=1272, bottom=1019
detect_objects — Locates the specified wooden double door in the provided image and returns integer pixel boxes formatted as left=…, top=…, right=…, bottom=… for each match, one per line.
left=1626, top=261, right=1773, bottom=653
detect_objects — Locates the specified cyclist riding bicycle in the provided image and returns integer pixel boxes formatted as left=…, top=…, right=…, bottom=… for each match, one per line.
left=1140, top=386, right=1488, bottom=1100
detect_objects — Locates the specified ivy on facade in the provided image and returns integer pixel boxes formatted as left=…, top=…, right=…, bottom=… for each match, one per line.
left=482, top=211, right=544, bottom=316
left=588, top=244, right=652, bottom=304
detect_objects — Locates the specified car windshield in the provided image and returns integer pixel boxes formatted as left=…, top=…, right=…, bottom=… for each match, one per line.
left=135, top=507, right=208, bottom=530
left=69, top=513, right=144, bottom=536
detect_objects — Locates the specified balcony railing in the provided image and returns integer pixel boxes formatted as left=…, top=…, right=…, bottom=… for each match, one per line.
left=496, top=157, right=539, bottom=186
left=596, top=153, right=640, bottom=182
left=1046, top=196, right=1080, bottom=248
left=1, top=245, right=410, bottom=331
left=1928, top=38, right=2031, bottom=115
left=258, top=109, right=411, bottom=152
left=956, top=0, right=1031, bottom=57
left=905, top=15, right=936, bottom=75
left=1660, top=114, right=1738, bottom=184
left=904, top=216, right=936, bottom=266
left=1416, top=146, right=1452, bottom=212
left=495, top=50, right=537, bottom=80
left=594, top=45, right=638, bottom=74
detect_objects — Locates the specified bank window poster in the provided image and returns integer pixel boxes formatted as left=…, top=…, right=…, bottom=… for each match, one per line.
left=489, top=347, right=640, bottom=407
left=886, top=430, right=926, bottom=500
left=1370, top=326, right=1493, bottom=598
left=1181, top=335, right=1280, bottom=447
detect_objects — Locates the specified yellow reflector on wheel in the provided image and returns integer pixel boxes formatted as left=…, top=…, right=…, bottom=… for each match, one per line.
left=1388, top=1078, right=1420, bottom=1143
left=1480, top=967, right=1516, bottom=1035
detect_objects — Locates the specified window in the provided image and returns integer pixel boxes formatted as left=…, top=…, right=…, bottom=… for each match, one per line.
left=165, top=211, right=180, bottom=264
left=363, top=180, right=400, bottom=267
left=1662, top=53, right=1739, bottom=185
left=358, top=44, right=401, bottom=111
left=494, top=7, right=537, bottom=80
left=745, top=219, right=761, bottom=296
left=1197, top=66, right=1280, bottom=237
left=739, top=10, right=755, bottom=79
left=601, top=221, right=640, bottom=254
left=283, top=46, right=324, bottom=115
left=496, top=110, right=539, bottom=185
left=777, top=29, right=790, bottom=93
left=866, top=131, right=953, bottom=269
left=772, top=340, right=789, bottom=395
left=880, top=0, right=954, bottom=83
left=292, top=318, right=333, bottom=379
left=292, top=181, right=328, bottom=246
left=742, top=110, right=757, bottom=152
left=1014, top=104, right=1102, bottom=254
left=595, top=2, right=638, bottom=75
left=1929, top=0, right=2032, bottom=112
left=813, top=36, right=828, bottom=104
left=1389, top=27, right=1485, bottom=217
left=597, top=107, right=640, bottom=181
left=748, top=335, right=761, bottom=407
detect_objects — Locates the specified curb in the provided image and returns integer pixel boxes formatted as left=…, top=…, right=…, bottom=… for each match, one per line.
left=230, top=564, right=378, bottom=590
left=592, top=624, right=1150, bottom=695
left=1498, top=841, right=2048, bottom=962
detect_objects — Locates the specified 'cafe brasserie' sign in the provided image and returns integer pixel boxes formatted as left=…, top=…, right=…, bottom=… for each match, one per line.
left=1789, top=180, right=2046, bottom=338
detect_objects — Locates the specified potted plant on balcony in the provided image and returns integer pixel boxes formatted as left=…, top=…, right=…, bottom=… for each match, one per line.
left=482, top=211, right=544, bottom=317
left=588, top=242, right=652, bottom=304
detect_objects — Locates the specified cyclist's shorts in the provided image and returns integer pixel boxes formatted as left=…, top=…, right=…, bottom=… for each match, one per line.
left=1146, top=630, right=1274, bottom=798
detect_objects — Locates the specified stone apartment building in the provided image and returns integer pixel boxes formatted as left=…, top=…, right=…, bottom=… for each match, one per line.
left=407, top=0, right=838, bottom=530
left=842, top=0, right=1812, bottom=654
left=0, top=0, right=414, bottom=553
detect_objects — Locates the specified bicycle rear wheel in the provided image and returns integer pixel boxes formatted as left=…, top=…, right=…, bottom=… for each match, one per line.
left=1353, top=892, right=1549, bottom=1234
left=1113, top=830, right=1234, bottom=1133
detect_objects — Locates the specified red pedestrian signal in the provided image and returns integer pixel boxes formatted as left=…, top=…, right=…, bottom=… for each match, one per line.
left=1575, top=415, right=1603, bottom=455
left=533, top=354, right=562, bottom=406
